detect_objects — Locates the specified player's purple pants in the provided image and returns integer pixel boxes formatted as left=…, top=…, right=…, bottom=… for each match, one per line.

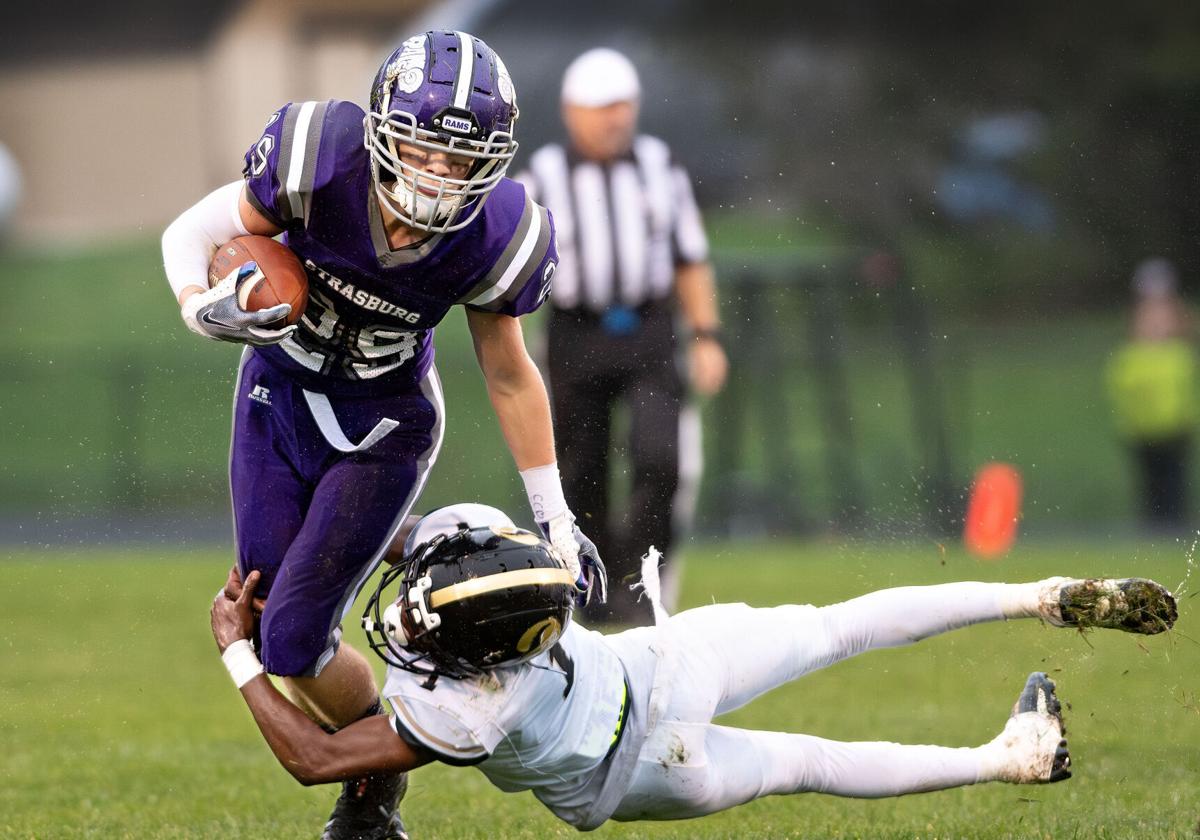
left=230, top=350, right=444, bottom=676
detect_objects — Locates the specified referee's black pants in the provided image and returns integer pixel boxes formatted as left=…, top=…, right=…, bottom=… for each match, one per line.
left=547, top=304, right=683, bottom=625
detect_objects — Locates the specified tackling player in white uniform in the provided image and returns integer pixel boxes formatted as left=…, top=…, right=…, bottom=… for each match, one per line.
left=211, top=504, right=1178, bottom=833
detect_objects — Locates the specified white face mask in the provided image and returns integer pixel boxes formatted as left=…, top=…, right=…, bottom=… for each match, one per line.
left=364, top=106, right=516, bottom=234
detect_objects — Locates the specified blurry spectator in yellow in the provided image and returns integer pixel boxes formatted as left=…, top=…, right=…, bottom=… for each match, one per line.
left=1106, top=258, right=1197, bottom=529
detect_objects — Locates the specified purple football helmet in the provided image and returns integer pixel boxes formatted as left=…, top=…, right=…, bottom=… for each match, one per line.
left=365, top=31, right=519, bottom=233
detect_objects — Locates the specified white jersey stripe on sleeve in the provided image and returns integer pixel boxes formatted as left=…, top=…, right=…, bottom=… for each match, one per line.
left=390, top=696, right=489, bottom=760
left=285, top=101, right=318, bottom=222
left=452, top=31, right=475, bottom=109
left=468, top=204, right=543, bottom=306
left=459, top=195, right=533, bottom=303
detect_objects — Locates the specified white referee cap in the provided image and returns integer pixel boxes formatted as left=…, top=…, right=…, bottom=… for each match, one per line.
left=561, top=48, right=641, bottom=107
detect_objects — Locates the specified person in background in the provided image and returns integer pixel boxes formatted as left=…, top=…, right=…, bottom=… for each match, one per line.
left=1106, top=257, right=1197, bottom=530
left=517, top=48, right=727, bottom=624
left=0, top=141, right=22, bottom=244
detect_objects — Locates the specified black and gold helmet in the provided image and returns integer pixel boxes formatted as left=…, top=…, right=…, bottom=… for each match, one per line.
left=363, top=506, right=576, bottom=679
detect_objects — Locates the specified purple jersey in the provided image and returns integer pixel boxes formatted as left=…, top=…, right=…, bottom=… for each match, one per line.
left=242, top=99, right=556, bottom=392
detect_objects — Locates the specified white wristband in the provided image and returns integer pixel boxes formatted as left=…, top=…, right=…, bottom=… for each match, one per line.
left=520, top=462, right=568, bottom=524
left=221, top=638, right=264, bottom=689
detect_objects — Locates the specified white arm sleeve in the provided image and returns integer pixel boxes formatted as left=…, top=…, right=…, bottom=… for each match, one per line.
left=161, top=180, right=251, bottom=300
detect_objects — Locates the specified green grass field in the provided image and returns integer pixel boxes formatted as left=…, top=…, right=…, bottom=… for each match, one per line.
left=2, top=539, right=1196, bottom=839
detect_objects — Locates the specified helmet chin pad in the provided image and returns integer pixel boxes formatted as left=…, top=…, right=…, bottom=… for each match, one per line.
left=379, top=175, right=465, bottom=226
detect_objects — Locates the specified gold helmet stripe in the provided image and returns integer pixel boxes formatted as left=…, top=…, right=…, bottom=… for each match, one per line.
left=429, top=567, right=576, bottom=609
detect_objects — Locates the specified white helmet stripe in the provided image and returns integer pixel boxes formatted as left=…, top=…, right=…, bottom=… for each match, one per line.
left=452, top=31, right=475, bottom=109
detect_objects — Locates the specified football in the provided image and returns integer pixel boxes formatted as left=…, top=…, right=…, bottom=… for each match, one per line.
left=208, top=235, right=308, bottom=327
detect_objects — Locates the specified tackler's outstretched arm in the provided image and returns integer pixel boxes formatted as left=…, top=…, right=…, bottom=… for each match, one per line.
left=210, top=571, right=432, bottom=785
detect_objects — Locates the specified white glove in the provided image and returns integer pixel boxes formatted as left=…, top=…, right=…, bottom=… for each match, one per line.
left=181, top=261, right=296, bottom=346
left=521, top=463, right=608, bottom=606
left=539, top=511, right=608, bottom=607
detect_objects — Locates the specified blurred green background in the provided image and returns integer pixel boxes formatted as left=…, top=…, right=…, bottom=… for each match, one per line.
left=0, top=228, right=1158, bottom=538
left=3, top=0, right=1200, bottom=541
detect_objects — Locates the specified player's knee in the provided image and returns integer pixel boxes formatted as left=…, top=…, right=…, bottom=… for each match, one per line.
left=259, top=610, right=336, bottom=677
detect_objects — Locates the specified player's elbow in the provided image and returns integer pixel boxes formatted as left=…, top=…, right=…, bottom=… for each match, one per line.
left=289, top=763, right=331, bottom=787
left=482, top=350, right=539, bottom=397
left=286, top=762, right=321, bottom=786
left=161, top=194, right=208, bottom=249
left=160, top=214, right=188, bottom=263
left=283, top=749, right=339, bottom=787
left=276, top=737, right=343, bottom=786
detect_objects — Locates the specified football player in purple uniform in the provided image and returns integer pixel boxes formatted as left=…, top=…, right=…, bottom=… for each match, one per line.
left=162, top=31, right=605, bottom=840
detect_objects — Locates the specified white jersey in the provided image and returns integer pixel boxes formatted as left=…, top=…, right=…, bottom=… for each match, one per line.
left=382, top=621, right=635, bottom=823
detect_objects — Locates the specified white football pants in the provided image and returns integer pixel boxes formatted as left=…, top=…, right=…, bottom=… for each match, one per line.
left=611, top=580, right=1047, bottom=821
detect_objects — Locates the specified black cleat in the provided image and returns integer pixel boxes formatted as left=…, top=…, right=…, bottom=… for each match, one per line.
left=1044, top=577, right=1178, bottom=635
left=321, top=771, right=409, bottom=840
left=988, top=672, right=1071, bottom=784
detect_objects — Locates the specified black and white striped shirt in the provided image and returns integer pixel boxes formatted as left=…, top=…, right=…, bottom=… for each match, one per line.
left=517, top=135, right=709, bottom=312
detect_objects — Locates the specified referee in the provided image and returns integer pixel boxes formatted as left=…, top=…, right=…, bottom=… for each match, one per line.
left=517, top=48, right=727, bottom=624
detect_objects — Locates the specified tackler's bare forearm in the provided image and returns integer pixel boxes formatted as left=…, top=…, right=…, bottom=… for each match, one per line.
left=236, top=676, right=429, bottom=785
left=211, top=569, right=430, bottom=785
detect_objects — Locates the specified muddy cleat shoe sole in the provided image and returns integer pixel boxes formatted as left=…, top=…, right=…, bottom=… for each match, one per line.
left=987, top=672, right=1070, bottom=784
left=1049, top=578, right=1178, bottom=635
